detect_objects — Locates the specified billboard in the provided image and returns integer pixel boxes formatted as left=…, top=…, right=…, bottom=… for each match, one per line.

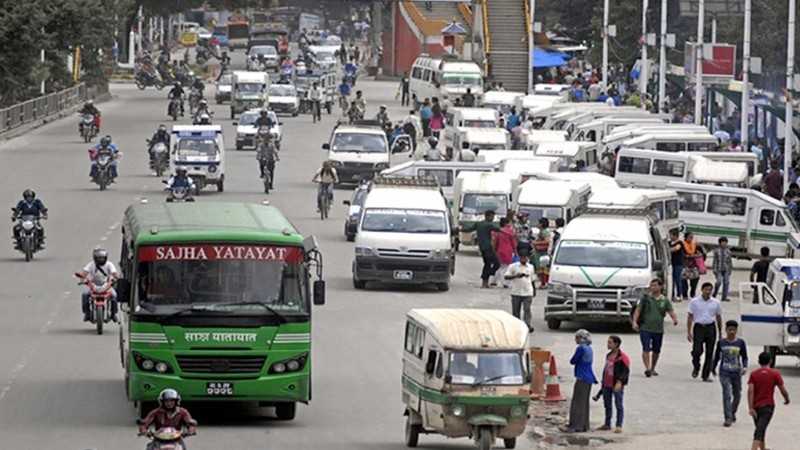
left=679, top=0, right=745, bottom=17
left=684, top=42, right=737, bottom=81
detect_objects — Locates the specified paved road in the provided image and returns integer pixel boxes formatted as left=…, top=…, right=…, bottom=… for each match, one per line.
left=0, top=71, right=797, bottom=449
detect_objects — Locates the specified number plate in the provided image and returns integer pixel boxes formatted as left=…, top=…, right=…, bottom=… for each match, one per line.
left=586, top=299, right=605, bottom=310
left=393, top=270, right=414, bottom=280
left=206, top=382, right=234, bottom=396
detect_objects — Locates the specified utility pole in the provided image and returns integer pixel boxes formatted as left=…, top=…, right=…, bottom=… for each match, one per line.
left=658, top=0, right=667, bottom=112
left=528, top=0, right=535, bottom=93
left=640, top=0, right=648, bottom=108
left=740, top=0, right=751, bottom=152
left=785, top=0, right=796, bottom=191
left=602, top=0, right=609, bottom=89
left=694, top=0, right=704, bottom=125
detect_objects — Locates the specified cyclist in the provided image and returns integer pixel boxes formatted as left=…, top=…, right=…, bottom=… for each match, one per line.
left=311, top=161, right=339, bottom=213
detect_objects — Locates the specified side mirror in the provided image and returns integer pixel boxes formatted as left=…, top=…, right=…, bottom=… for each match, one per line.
left=322, top=143, right=330, bottom=150
left=425, top=350, right=437, bottom=375
left=232, top=122, right=238, bottom=126
left=652, top=260, right=664, bottom=272
left=343, top=200, right=351, bottom=206
left=279, top=122, right=284, bottom=125
left=444, top=374, right=452, bottom=384
left=313, top=280, right=326, bottom=305
left=116, top=279, right=132, bottom=306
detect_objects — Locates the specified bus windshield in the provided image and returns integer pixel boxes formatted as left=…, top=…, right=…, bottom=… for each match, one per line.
left=136, top=244, right=307, bottom=315
left=442, top=73, right=481, bottom=86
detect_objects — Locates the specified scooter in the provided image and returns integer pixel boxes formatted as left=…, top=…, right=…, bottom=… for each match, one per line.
left=75, top=272, right=114, bottom=335
left=167, top=97, right=182, bottom=121
left=163, top=180, right=195, bottom=202
left=147, top=140, right=169, bottom=177
left=135, top=70, right=164, bottom=91
left=11, top=209, right=44, bottom=262
left=138, top=427, right=194, bottom=450
left=79, top=113, right=98, bottom=142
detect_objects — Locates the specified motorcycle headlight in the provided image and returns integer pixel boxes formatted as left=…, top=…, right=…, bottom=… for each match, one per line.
left=355, top=246, right=375, bottom=257
left=21, top=220, right=35, bottom=231
left=549, top=281, right=572, bottom=297
left=208, top=164, right=217, bottom=173
left=450, top=404, right=465, bottom=417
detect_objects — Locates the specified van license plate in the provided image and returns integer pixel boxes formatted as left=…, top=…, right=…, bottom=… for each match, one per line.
left=394, top=270, right=413, bottom=280
left=206, top=382, right=234, bottom=396
left=586, top=299, right=605, bottom=310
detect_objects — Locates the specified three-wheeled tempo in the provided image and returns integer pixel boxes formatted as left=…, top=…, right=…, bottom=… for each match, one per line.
left=402, top=309, right=530, bottom=450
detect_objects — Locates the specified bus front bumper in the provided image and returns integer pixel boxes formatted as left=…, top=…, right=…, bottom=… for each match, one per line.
left=128, top=371, right=310, bottom=403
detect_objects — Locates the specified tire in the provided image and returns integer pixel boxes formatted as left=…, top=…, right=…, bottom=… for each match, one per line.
left=23, top=238, right=32, bottom=262
left=353, top=276, right=366, bottom=289
left=95, top=305, right=104, bottom=335
left=135, top=79, right=146, bottom=90
left=236, top=143, right=242, bottom=150
left=275, top=402, right=296, bottom=421
left=83, top=130, right=91, bottom=143
left=546, top=318, right=561, bottom=330
left=346, top=233, right=355, bottom=242
left=478, top=428, right=493, bottom=450
left=155, top=165, right=164, bottom=177
left=99, top=177, right=107, bottom=191
left=404, top=415, right=421, bottom=448
left=217, top=179, right=224, bottom=192
left=230, top=109, right=235, bottom=120
left=504, top=438, right=516, bottom=449
left=436, top=282, right=450, bottom=292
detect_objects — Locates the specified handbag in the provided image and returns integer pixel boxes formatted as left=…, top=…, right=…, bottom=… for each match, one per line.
left=695, top=256, right=707, bottom=275
left=682, top=266, right=699, bottom=280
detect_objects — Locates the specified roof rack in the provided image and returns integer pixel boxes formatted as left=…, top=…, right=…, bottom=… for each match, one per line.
left=349, top=119, right=384, bottom=128
left=372, top=175, right=440, bottom=189
left=583, top=207, right=658, bottom=221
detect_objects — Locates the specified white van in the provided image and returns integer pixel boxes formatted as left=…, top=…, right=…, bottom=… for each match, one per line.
left=482, top=91, right=525, bottom=114
left=563, top=110, right=669, bottom=139
left=532, top=172, right=619, bottom=192
left=452, top=128, right=510, bottom=152
left=512, top=179, right=591, bottom=226
left=452, top=172, right=516, bottom=248
left=622, top=132, right=719, bottom=152
left=498, top=157, right=560, bottom=182
left=544, top=106, right=640, bottom=131
left=230, top=71, right=270, bottom=118
left=695, top=152, right=762, bottom=187
left=170, top=125, right=225, bottom=192
left=380, top=160, right=495, bottom=204
left=601, top=124, right=710, bottom=154
left=574, top=116, right=670, bottom=144
left=323, top=123, right=390, bottom=184
left=535, top=142, right=598, bottom=171
left=534, top=84, right=571, bottom=98
left=443, top=107, right=500, bottom=146
left=523, top=130, right=568, bottom=152
left=410, top=55, right=484, bottom=103
left=353, top=176, right=454, bottom=291
left=668, top=181, right=800, bottom=258
left=588, top=188, right=681, bottom=234
left=514, top=94, right=565, bottom=116
left=545, top=197, right=673, bottom=329
left=476, top=150, right=538, bottom=165
left=614, top=148, right=750, bottom=189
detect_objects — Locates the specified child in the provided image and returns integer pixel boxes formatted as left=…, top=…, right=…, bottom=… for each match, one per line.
left=712, top=320, right=749, bottom=427
left=712, top=237, right=733, bottom=302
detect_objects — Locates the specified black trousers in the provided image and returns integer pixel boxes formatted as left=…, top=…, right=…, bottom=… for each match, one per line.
left=692, top=323, right=717, bottom=379
left=401, top=90, right=409, bottom=106
left=480, top=249, right=499, bottom=282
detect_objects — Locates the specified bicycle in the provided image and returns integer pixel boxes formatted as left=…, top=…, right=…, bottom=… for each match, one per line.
left=317, top=182, right=332, bottom=220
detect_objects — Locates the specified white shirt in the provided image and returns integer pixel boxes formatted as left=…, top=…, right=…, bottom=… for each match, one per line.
left=83, top=261, right=119, bottom=285
left=505, top=262, right=535, bottom=296
left=688, top=296, right=722, bottom=325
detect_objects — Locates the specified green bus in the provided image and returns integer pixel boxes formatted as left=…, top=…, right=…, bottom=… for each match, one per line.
left=115, top=202, right=325, bottom=420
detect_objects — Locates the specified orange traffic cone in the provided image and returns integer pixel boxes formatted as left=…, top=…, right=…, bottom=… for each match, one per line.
left=544, top=354, right=565, bottom=402
left=530, top=349, right=550, bottom=400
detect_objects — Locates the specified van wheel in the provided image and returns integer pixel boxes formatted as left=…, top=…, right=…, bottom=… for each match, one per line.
left=404, top=415, right=421, bottom=448
left=436, top=282, right=450, bottom=292
left=346, top=233, right=355, bottom=242
left=547, top=319, right=561, bottom=330
left=504, top=438, right=517, bottom=449
left=217, top=180, right=224, bottom=192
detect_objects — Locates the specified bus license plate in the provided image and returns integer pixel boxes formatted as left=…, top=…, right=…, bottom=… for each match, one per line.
left=206, top=382, right=234, bottom=396
left=586, top=299, right=605, bottom=310
left=394, top=270, right=413, bottom=280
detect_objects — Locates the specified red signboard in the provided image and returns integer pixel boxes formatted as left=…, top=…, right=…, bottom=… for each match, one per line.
left=684, top=43, right=737, bottom=79
left=138, top=245, right=303, bottom=263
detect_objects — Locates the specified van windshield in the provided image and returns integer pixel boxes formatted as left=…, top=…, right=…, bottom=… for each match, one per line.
left=448, top=352, right=524, bottom=385
left=518, top=206, right=563, bottom=224
left=361, top=209, right=447, bottom=233
left=462, top=194, right=508, bottom=215
left=332, top=133, right=387, bottom=153
left=237, top=83, right=263, bottom=94
left=463, top=120, right=496, bottom=128
left=442, top=73, right=481, bottom=86
left=555, top=240, right=648, bottom=269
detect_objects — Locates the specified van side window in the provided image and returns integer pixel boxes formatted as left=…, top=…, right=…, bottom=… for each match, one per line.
left=760, top=209, right=775, bottom=226
left=665, top=199, right=679, bottom=219
left=649, top=202, right=665, bottom=220
left=688, top=142, right=716, bottom=152
left=618, top=156, right=651, bottom=174
left=419, top=169, right=454, bottom=186
left=677, top=192, right=706, bottom=212
left=415, top=329, right=426, bottom=359
left=777, top=212, right=787, bottom=227
left=652, top=159, right=685, bottom=177
left=423, top=70, right=431, bottom=82
left=435, top=353, right=444, bottom=378
left=656, top=142, right=684, bottom=152
left=404, top=322, right=417, bottom=353
left=708, top=195, right=746, bottom=216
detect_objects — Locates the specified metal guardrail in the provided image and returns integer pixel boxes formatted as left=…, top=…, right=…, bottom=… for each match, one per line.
left=0, top=83, right=97, bottom=134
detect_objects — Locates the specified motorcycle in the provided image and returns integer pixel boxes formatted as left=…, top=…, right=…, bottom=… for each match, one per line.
left=167, top=97, right=182, bottom=121
left=135, top=70, right=164, bottom=91
left=139, top=427, right=194, bottom=450
left=90, top=150, right=118, bottom=190
left=79, top=113, right=98, bottom=142
left=188, top=89, right=203, bottom=115
left=11, top=209, right=44, bottom=262
left=163, top=182, right=195, bottom=202
left=75, top=272, right=114, bottom=335
left=257, top=135, right=278, bottom=194
left=196, top=47, right=209, bottom=65
left=147, top=140, right=169, bottom=177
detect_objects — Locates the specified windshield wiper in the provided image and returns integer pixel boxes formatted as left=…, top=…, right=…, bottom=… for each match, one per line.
left=472, top=374, right=515, bottom=387
left=203, top=301, right=288, bottom=323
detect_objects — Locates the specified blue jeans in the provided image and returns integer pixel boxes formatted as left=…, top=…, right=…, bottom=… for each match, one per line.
left=713, top=271, right=731, bottom=301
left=602, top=386, right=624, bottom=427
left=719, top=372, right=742, bottom=421
left=671, top=263, right=685, bottom=299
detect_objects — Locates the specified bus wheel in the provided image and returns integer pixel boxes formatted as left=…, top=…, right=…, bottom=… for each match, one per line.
left=404, top=415, right=421, bottom=447
left=275, top=402, right=296, bottom=421
left=547, top=319, right=561, bottom=330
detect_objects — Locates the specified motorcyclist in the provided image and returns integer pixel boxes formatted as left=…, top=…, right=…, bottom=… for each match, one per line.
left=12, top=189, right=47, bottom=248
left=166, top=168, right=195, bottom=194
left=193, top=100, right=211, bottom=124
left=195, top=112, right=212, bottom=126
left=424, top=136, right=443, bottom=161
left=138, top=389, right=197, bottom=448
left=90, top=135, right=119, bottom=180
left=147, top=125, right=170, bottom=165
left=376, top=105, right=389, bottom=126
left=354, top=90, right=366, bottom=114
left=256, top=128, right=279, bottom=189
left=309, top=82, right=324, bottom=121
left=78, top=100, right=101, bottom=133
left=312, top=161, right=339, bottom=212
left=254, top=108, right=274, bottom=129
left=168, top=82, right=185, bottom=116
left=344, top=58, right=358, bottom=84
left=191, top=76, right=205, bottom=94
left=337, top=79, right=351, bottom=107
left=77, top=247, right=119, bottom=322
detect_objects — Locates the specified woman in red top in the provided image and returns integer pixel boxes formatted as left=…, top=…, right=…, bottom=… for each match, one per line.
left=492, top=217, right=517, bottom=288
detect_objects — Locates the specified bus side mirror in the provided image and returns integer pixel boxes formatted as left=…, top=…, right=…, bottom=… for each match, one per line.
left=313, top=280, right=326, bottom=305
left=425, top=350, right=437, bottom=375
left=116, top=279, right=131, bottom=306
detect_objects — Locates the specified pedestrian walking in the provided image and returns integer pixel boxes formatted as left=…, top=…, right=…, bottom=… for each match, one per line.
left=532, top=218, right=552, bottom=288
left=747, top=351, right=790, bottom=450
left=668, top=230, right=686, bottom=302
left=594, top=335, right=630, bottom=433
left=682, top=232, right=706, bottom=298
left=563, top=329, right=597, bottom=433
left=475, top=210, right=500, bottom=289
left=763, top=161, right=783, bottom=200
left=419, top=99, right=432, bottom=137
left=632, top=278, right=679, bottom=377
left=687, top=283, right=723, bottom=381
left=504, top=252, right=534, bottom=332
left=514, top=212, right=533, bottom=256
left=712, top=237, right=734, bottom=302
left=493, top=217, right=517, bottom=287
left=399, top=72, right=410, bottom=107
left=713, top=320, right=749, bottom=427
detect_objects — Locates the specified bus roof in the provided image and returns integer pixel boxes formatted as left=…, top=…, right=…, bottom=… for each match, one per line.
left=123, top=202, right=302, bottom=246
left=407, top=308, right=528, bottom=350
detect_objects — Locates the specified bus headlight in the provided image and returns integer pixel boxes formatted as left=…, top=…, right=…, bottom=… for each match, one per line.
left=142, top=359, right=155, bottom=370
left=269, top=354, right=308, bottom=374
left=450, top=404, right=465, bottom=417
left=155, top=362, right=170, bottom=373
left=133, top=352, right=173, bottom=374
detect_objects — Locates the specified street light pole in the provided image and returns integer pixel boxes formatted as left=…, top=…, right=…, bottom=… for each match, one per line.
left=640, top=0, right=648, bottom=109
left=785, top=0, right=796, bottom=191
left=602, top=0, right=609, bottom=89
left=658, top=0, right=667, bottom=112
left=694, top=0, right=704, bottom=125
left=528, top=0, right=535, bottom=93
left=740, top=0, right=751, bottom=152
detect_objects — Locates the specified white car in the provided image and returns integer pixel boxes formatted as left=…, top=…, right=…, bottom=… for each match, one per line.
left=215, top=73, right=233, bottom=104
left=247, top=45, right=279, bottom=71
left=196, top=27, right=213, bottom=41
left=234, top=109, right=282, bottom=150
left=268, top=84, right=299, bottom=116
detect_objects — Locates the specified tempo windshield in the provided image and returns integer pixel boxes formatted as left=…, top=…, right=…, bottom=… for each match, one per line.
left=448, top=352, right=524, bottom=385
left=237, top=83, right=262, bottom=94
left=269, top=85, right=297, bottom=97
left=361, top=209, right=447, bottom=233
left=555, top=240, right=648, bottom=269
left=136, top=245, right=307, bottom=315
left=462, top=193, right=508, bottom=216
left=332, top=133, right=387, bottom=153
left=176, top=138, right=219, bottom=157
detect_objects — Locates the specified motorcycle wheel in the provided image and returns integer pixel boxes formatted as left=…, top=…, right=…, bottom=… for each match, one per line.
left=95, top=305, right=104, bottom=335
left=83, top=130, right=91, bottom=143
left=99, top=177, right=107, bottom=191
left=22, top=238, right=32, bottom=262
left=155, top=81, right=164, bottom=91
left=135, top=79, right=146, bottom=90
left=155, top=164, right=164, bottom=177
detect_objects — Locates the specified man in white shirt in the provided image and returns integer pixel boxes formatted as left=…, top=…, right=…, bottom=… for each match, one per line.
left=687, top=282, right=723, bottom=381
left=77, top=248, right=120, bottom=322
left=505, top=253, right=535, bottom=332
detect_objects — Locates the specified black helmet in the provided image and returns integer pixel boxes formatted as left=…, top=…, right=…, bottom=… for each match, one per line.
left=92, top=247, right=108, bottom=266
left=100, top=136, right=111, bottom=147
left=22, top=189, right=35, bottom=201
left=174, top=81, right=181, bottom=87
left=427, top=136, right=438, bottom=148
left=158, top=388, right=181, bottom=409
left=158, top=124, right=166, bottom=132
left=176, top=167, right=188, bottom=176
